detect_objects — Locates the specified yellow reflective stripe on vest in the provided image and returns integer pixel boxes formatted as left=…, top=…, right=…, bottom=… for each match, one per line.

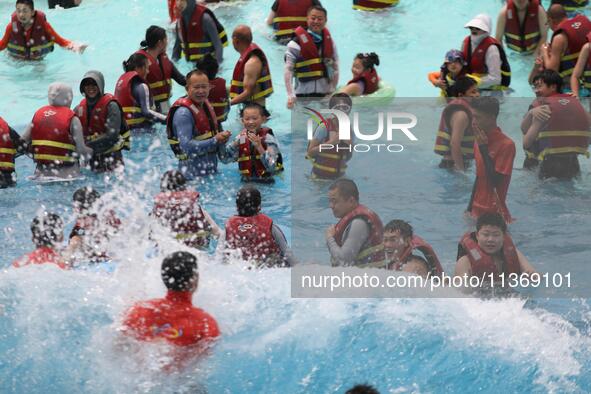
left=195, top=131, right=214, bottom=141
left=211, top=102, right=227, bottom=107
left=295, top=70, right=325, bottom=79
left=539, top=146, right=589, bottom=159
left=317, top=153, right=340, bottom=159
left=274, top=28, right=297, bottom=37
left=30, top=40, right=54, bottom=52
left=272, top=16, right=307, bottom=23
left=0, top=161, right=15, bottom=168
left=168, top=139, right=179, bottom=145
left=0, top=148, right=17, bottom=154
left=32, top=140, right=75, bottom=151
left=149, top=79, right=172, bottom=89
left=312, top=162, right=347, bottom=172
left=295, top=58, right=323, bottom=68
left=539, top=130, right=591, bottom=138
left=126, top=117, right=146, bottom=125
left=251, top=87, right=274, bottom=100
left=356, top=243, right=384, bottom=261
left=122, top=106, right=141, bottom=113
left=7, top=43, right=25, bottom=51
left=176, top=230, right=210, bottom=240
left=34, top=154, right=76, bottom=162
left=188, top=42, right=213, bottom=49
left=153, top=93, right=171, bottom=102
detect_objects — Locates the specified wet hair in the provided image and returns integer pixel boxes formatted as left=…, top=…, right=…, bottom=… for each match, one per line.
left=547, top=4, right=567, bottom=22
left=448, top=76, right=477, bottom=97
left=384, top=219, right=413, bottom=239
left=31, top=212, right=63, bottom=247
left=240, top=102, right=271, bottom=118
left=355, top=52, right=380, bottom=70
left=140, top=25, right=167, bottom=49
left=329, top=92, right=353, bottom=109
left=122, top=53, right=148, bottom=72
left=195, top=53, right=219, bottom=80
left=470, top=96, right=500, bottom=119
left=185, top=68, right=208, bottom=82
left=161, top=251, right=199, bottom=292
left=476, top=212, right=507, bottom=233
left=236, top=186, right=261, bottom=217
left=329, top=178, right=359, bottom=202
left=307, top=5, right=327, bottom=17
left=16, top=0, right=34, bottom=10
left=160, top=170, right=186, bottom=192
left=345, top=384, right=380, bottom=394
left=532, top=69, right=563, bottom=93
left=73, top=187, right=101, bottom=213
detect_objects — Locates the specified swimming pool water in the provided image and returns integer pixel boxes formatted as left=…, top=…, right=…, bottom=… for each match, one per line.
left=1, top=0, right=591, bottom=392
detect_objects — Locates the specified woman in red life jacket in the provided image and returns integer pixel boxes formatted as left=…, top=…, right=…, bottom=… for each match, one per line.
left=21, top=82, right=93, bottom=180
left=224, top=186, right=296, bottom=267
left=455, top=213, right=536, bottom=284
left=383, top=220, right=443, bottom=278
left=75, top=70, right=129, bottom=172
left=340, top=52, right=380, bottom=96
left=0, top=0, right=87, bottom=60
left=65, top=187, right=121, bottom=264
left=121, top=251, right=220, bottom=349
left=12, top=212, right=68, bottom=269
left=0, top=116, right=28, bottom=188
left=114, top=53, right=167, bottom=132
left=136, top=26, right=187, bottom=114
left=267, top=0, right=320, bottom=44
left=495, top=0, right=547, bottom=55
left=221, top=103, right=284, bottom=183
left=152, top=170, right=220, bottom=250
left=196, top=54, right=230, bottom=128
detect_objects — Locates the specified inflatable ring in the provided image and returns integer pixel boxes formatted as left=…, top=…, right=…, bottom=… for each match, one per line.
left=351, top=81, right=396, bottom=107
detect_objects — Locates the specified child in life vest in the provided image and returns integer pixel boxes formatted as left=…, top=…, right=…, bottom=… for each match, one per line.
left=340, top=52, right=381, bottom=96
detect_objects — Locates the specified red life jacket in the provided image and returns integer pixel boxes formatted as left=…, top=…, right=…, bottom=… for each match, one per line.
left=237, top=127, right=283, bottom=180
left=353, top=0, right=399, bottom=11
left=114, top=71, right=149, bottom=129
left=225, top=213, right=282, bottom=263
left=272, top=0, right=313, bottom=41
left=552, top=14, right=591, bottom=78
left=333, top=204, right=385, bottom=267
left=136, top=49, right=174, bottom=104
left=293, top=26, right=335, bottom=82
left=166, top=97, right=219, bottom=161
left=30, top=105, right=76, bottom=166
left=153, top=190, right=213, bottom=250
left=7, top=11, right=54, bottom=60
left=536, top=93, right=590, bottom=159
left=0, top=117, right=16, bottom=172
left=75, top=94, right=130, bottom=153
left=559, top=0, right=589, bottom=12
left=504, top=0, right=541, bottom=53
left=208, top=77, right=229, bottom=123
left=434, top=98, right=475, bottom=159
left=462, top=35, right=511, bottom=89
left=390, top=235, right=443, bottom=276
left=123, top=290, right=220, bottom=347
left=177, top=4, right=228, bottom=61
left=459, top=232, right=521, bottom=278
left=309, top=117, right=352, bottom=179
left=583, top=32, right=591, bottom=88
left=347, top=67, right=379, bottom=95
left=12, top=246, right=67, bottom=269
left=229, top=43, right=274, bottom=101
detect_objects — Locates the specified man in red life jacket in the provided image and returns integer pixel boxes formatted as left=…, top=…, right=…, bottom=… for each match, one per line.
left=229, top=25, right=274, bottom=107
left=267, top=0, right=321, bottom=44
left=455, top=213, right=536, bottom=282
left=325, top=178, right=385, bottom=267
left=121, top=251, right=220, bottom=347
left=12, top=212, right=68, bottom=269
left=306, top=93, right=353, bottom=179
left=0, top=115, right=28, bottom=188
left=74, top=70, right=129, bottom=172
left=21, top=82, right=93, bottom=180
left=522, top=70, right=591, bottom=179
left=152, top=170, right=220, bottom=250
left=224, top=186, right=296, bottom=267
left=466, top=97, right=516, bottom=224
left=434, top=76, right=480, bottom=171
left=495, top=0, right=547, bottom=55
left=0, top=0, right=87, bottom=60
left=285, top=5, right=339, bottom=108
left=462, top=14, right=512, bottom=93
left=66, top=187, right=121, bottom=263
left=383, top=220, right=443, bottom=278
left=541, top=5, right=591, bottom=92
left=172, top=0, right=227, bottom=64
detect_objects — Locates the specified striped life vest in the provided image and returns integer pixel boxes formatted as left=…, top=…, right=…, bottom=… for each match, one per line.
left=552, top=14, right=591, bottom=79
left=7, top=11, right=54, bottom=60
left=225, top=213, right=282, bottom=263
left=177, top=4, right=228, bottom=61
left=0, top=117, right=16, bottom=172
left=460, top=232, right=521, bottom=278
left=353, top=0, right=399, bottom=11
left=390, top=235, right=443, bottom=277
left=462, top=35, right=512, bottom=90
left=237, top=127, right=283, bottom=180
left=434, top=98, right=475, bottom=159
left=208, top=77, right=230, bottom=123
left=309, top=117, right=352, bottom=179
left=30, top=105, right=76, bottom=166
left=504, top=0, right=541, bottom=53
left=272, top=0, right=313, bottom=41
left=136, top=49, right=174, bottom=104
left=347, top=67, right=379, bottom=95
left=293, top=26, right=335, bottom=82
left=229, top=43, right=274, bottom=102
left=114, top=71, right=149, bottom=129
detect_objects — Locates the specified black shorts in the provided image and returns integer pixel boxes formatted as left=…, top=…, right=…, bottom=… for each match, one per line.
left=0, top=170, right=15, bottom=188
left=539, top=154, right=580, bottom=180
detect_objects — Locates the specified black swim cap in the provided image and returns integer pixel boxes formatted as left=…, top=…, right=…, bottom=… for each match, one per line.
left=160, top=170, right=186, bottom=192
left=73, top=186, right=101, bottom=212
left=161, top=251, right=199, bottom=292
left=236, top=186, right=261, bottom=217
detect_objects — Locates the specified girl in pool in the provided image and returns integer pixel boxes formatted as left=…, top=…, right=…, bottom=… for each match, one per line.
left=428, top=49, right=480, bottom=97
left=222, top=102, right=283, bottom=183
left=340, top=52, right=381, bottom=96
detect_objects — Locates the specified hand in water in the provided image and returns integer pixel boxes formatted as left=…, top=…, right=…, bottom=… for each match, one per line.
left=531, top=104, right=551, bottom=123
left=69, top=42, right=88, bottom=54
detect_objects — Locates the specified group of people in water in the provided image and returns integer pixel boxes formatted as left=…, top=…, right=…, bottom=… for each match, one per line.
left=1, top=0, right=588, bottom=352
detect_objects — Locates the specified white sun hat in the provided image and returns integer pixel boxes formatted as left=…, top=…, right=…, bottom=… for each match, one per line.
left=464, top=14, right=492, bottom=34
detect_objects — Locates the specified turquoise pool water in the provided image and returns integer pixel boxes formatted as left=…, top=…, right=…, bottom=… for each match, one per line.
left=1, top=0, right=591, bottom=392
